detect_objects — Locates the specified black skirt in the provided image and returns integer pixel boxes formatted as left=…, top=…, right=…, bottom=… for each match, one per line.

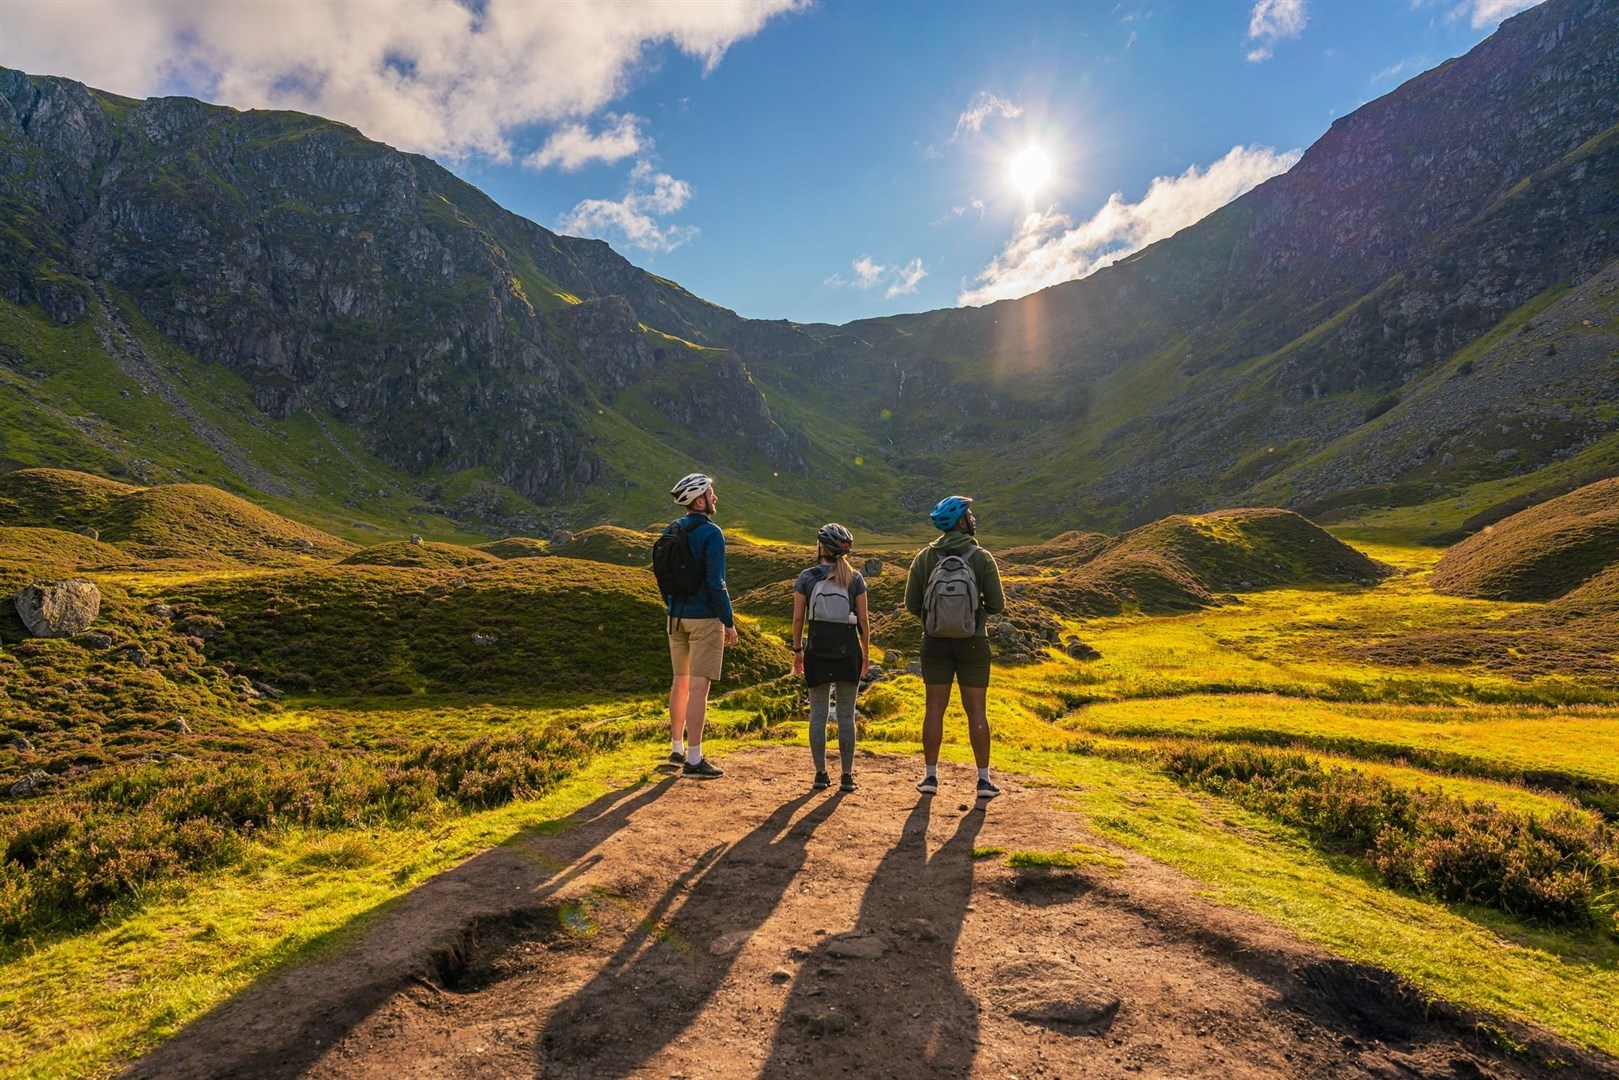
left=804, top=624, right=862, bottom=687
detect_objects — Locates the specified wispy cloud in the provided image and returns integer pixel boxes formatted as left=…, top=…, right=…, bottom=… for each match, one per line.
left=524, top=113, right=645, bottom=171
left=933, top=198, right=986, bottom=225
left=885, top=258, right=927, bottom=299
left=557, top=161, right=697, bottom=253
left=1245, top=0, right=1307, bottom=62
left=826, top=255, right=928, bottom=298
left=1457, top=0, right=1543, bottom=28
left=959, top=144, right=1300, bottom=306
left=1370, top=57, right=1428, bottom=86
left=0, top=0, right=803, bottom=161
left=953, top=91, right=1022, bottom=140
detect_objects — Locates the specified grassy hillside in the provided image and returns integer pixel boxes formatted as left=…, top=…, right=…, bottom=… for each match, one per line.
left=1431, top=477, right=1619, bottom=600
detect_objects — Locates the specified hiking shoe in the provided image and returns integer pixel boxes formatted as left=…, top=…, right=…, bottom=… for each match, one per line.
left=682, top=758, right=724, bottom=780
left=840, top=774, right=858, bottom=793
left=667, top=751, right=686, bottom=765
left=813, top=771, right=830, bottom=790
left=915, top=775, right=938, bottom=796
left=976, top=778, right=1002, bottom=800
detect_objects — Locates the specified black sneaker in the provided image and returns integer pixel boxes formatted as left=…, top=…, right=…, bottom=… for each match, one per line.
left=976, top=777, right=1001, bottom=800
left=840, top=774, right=857, bottom=793
left=667, top=751, right=686, bottom=765
left=813, top=771, right=830, bottom=790
left=915, top=775, right=938, bottom=795
left=683, top=758, right=724, bottom=780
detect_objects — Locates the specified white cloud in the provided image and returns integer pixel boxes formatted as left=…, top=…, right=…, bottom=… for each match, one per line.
left=524, top=113, right=646, bottom=171
left=885, top=258, right=927, bottom=299
left=959, top=144, right=1300, bottom=307
left=557, top=160, right=697, bottom=253
left=1460, top=0, right=1543, bottom=28
left=0, top=0, right=803, bottom=161
left=1245, top=0, right=1307, bottom=63
left=933, top=198, right=986, bottom=225
left=825, top=255, right=928, bottom=298
left=953, top=92, right=1022, bottom=140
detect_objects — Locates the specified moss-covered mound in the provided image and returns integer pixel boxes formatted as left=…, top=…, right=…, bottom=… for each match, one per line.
left=340, top=541, right=501, bottom=569
left=0, top=527, right=133, bottom=590
left=1033, top=550, right=1214, bottom=617
left=1111, top=509, right=1390, bottom=591
left=474, top=537, right=551, bottom=559
left=158, top=558, right=789, bottom=698
left=0, top=468, right=355, bottom=565
left=558, top=524, right=815, bottom=594
left=1430, top=478, right=1619, bottom=601
left=550, top=525, right=653, bottom=566
left=1000, top=530, right=1112, bottom=568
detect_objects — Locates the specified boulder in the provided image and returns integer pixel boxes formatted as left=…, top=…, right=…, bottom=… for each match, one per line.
left=148, top=602, right=174, bottom=619
left=171, top=716, right=192, bottom=734
left=293, top=538, right=315, bottom=551
left=8, top=770, right=50, bottom=798
left=906, top=661, right=924, bottom=677
left=14, top=579, right=101, bottom=637
left=552, top=529, right=574, bottom=546
left=861, top=557, right=883, bottom=577
left=11, top=736, right=34, bottom=753
left=1066, top=640, right=1101, bottom=661
left=76, top=525, right=100, bottom=541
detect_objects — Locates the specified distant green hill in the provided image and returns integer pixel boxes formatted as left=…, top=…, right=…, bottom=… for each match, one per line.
left=1431, top=478, right=1619, bottom=600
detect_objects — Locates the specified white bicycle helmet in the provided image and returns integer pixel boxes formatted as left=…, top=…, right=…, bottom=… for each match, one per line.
left=671, top=472, right=713, bottom=506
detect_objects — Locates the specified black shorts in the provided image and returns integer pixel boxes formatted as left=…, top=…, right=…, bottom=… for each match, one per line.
left=919, top=634, right=992, bottom=689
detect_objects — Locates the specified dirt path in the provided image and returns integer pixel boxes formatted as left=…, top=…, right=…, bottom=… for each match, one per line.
left=130, top=747, right=1616, bottom=1079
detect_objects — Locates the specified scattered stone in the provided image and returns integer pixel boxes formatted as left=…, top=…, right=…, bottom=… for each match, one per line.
left=171, top=716, right=192, bottom=734
left=471, top=632, right=499, bottom=648
left=148, top=602, right=174, bottom=619
left=1441, top=452, right=1455, bottom=465
left=709, top=930, right=752, bottom=956
left=824, top=932, right=886, bottom=959
left=861, top=558, right=883, bottom=577
left=791, top=1008, right=849, bottom=1036
left=552, top=530, right=574, bottom=546
left=8, top=770, right=49, bottom=797
left=997, top=621, right=1017, bottom=642
left=14, top=579, right=101, bottom=637
left=994, top=957, right=1122, bottom=1029
left=141, top=749, right=186, bottom=765
left=116, top=646, right=151, bottom=669
left=234, top=676, right=261, bottom=698
left=178, top=614, right=224, bottom=640
left=769, top=969, right=792, bottom=984
left=409, top=534, right=425, bottom=546
left=184, top=635, right=208, bottom=651
left=886, top=651, right=903, bottom=668
left=77, top=631, right=114, bottom=650
left=11, top=736, right=34, bottom=753
left=76, top=525, right=100, bottom=541
left=252, top=680, right=285, bottom=700
left=293, top=538, right=315, bottom=551
left=451, top=576, right=467, bottom=587
left=1066, top=640, right=1101, bottom=661
left=906, top=661, right=924, bottom=677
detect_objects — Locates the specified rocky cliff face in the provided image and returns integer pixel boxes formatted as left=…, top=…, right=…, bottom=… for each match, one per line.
left=0, top=71, right=800, bottom=503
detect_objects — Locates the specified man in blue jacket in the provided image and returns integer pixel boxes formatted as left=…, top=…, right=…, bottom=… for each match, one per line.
left=665, top=472, right=737, bottom=779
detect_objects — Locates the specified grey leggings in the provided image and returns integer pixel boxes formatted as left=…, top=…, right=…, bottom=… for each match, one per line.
left=809, top=681, right=857, bottom=775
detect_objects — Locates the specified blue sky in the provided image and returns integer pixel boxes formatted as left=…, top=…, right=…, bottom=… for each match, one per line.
left=3, top=0, right=1542, bottom=324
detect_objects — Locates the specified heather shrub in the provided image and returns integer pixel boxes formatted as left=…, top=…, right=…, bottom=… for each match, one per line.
left=1162, top=745, right=1618, bottom=928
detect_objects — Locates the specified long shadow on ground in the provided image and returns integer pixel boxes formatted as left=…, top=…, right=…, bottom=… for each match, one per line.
left=125, top=775, right=679, bottom=1080
left=760, top=797, right=985, bottom=1075
left=533, top=789, right=846, bottom=1077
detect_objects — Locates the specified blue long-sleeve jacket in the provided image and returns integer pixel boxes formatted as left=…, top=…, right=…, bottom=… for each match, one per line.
left=666, top=513, right=734, bottom=627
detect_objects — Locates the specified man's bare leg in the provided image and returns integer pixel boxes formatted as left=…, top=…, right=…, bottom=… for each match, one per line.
left=960, top=686, right=991, bottom=769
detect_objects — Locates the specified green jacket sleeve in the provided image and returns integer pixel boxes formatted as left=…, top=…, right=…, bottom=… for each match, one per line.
left=976, top=549, right=1005, bottom=616
left=905, top=549, right=929, bottom=618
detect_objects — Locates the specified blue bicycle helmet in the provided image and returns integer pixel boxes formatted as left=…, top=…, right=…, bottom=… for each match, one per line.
left=929, top=495, right=973, bottom=531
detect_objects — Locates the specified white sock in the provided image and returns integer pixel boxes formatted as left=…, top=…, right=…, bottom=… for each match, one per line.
left=686, top=744, right=702, bottom=765
left=672, top=737, right=683, bottom=754
left=978, top=767, right=990, bottom=781
left=925, top=763, right=937, bottom=779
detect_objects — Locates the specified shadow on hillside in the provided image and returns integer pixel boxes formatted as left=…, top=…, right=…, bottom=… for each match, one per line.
left=125, top=775, right=680, bottom=1080
left=533, top=789, right=846, bottom=1076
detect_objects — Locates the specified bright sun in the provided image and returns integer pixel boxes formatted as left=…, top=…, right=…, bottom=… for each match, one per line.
left=1008, top=145, right=1052, bottom=198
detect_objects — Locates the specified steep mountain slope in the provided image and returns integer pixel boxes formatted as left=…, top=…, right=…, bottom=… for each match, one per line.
left=2, top=0, right=1617, bottom=539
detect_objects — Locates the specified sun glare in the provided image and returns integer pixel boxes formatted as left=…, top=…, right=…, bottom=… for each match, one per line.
left=1008, top=145, right=1052, bottom=199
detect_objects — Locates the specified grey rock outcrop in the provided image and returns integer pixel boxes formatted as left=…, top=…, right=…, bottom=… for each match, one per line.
left=14, top=578, right=101, bottom=637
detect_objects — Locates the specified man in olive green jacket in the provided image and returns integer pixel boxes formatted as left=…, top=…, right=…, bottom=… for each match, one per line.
left=905, top=495, right=1006, bottom=799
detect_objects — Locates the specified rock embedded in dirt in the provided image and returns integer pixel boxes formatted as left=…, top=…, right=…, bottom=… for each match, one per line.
left=8, top=769, right=50, bottom=797
left=824, top=932, right=886, bottom=959
left=709, top=930, right=752, bottom=957
left=14, top=578, right=101, bottom=637
left=994, top=957, right=1122, bottom=1030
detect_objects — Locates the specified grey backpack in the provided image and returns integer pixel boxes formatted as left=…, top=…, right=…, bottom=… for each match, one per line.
left=806, top=574, right=856, bottom=659
left=923, top=554, right=979, bottom=638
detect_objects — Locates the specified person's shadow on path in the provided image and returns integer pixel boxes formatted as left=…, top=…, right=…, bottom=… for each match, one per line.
left=535, top=789, right=845, bottom=1078
left=760, top=798, right=986, bottom=1077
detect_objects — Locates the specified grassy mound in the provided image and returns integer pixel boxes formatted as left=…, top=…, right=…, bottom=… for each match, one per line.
left=0, top=527, right=132, bottom=589
left=340, top=542, right=501, bottom=569
left=474, top=537, right=550, bottom=559
left=1431, top=478, right=1619, bottom=601
left=1000, top=530, right=1112, bottom=568
left=157, top=558, right=789, bottom=698
left=559, top=524, right=815, bottom=594
left=0, top=469, right=355, bottom=565
left=1033, top=550, right=1214, bottom=617
left=549, top=525, right=652, bottom=566
left=1110, top=509, right=1390, bottom=591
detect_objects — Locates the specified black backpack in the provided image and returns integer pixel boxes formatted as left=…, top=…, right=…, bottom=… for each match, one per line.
left=652, top=520, right=705, bottom=599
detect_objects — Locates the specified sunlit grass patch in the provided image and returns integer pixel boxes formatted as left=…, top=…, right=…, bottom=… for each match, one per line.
left=1006, top=844, right=1125, bottom=872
